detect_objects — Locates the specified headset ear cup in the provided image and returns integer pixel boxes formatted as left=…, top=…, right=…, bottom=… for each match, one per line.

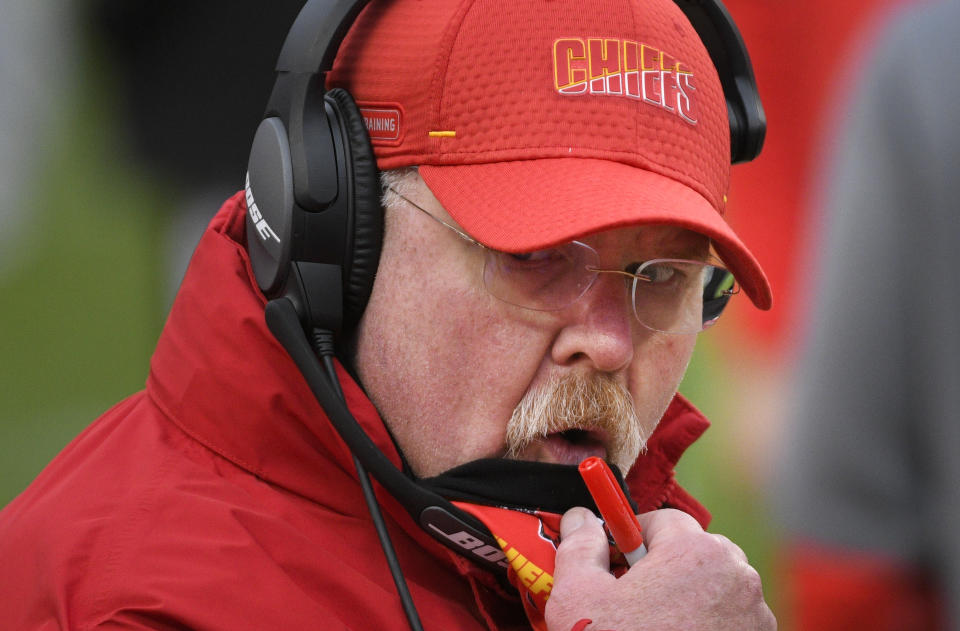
left=326, top=88, right=383, bottom=331
left=246, top=117, right=296, bottom=297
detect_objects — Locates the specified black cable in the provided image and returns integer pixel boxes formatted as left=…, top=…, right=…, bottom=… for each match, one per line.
left=311, top=329, right=425, bottom=631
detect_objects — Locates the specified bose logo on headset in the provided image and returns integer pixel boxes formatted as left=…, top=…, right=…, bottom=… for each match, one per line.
left=245, top=172, right=282, bottom=244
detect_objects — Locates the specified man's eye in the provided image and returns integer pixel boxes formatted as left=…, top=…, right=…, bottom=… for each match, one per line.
left=638, top=262, right=681, bottom=284
left=506, top=249, right=561, bottom=264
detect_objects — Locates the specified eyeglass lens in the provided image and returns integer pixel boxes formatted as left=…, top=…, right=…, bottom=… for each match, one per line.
left=630, top=260, right=734, bottom=333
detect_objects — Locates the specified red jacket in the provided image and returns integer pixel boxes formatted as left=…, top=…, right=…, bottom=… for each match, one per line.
left=0, top=193, right=711, bottom=630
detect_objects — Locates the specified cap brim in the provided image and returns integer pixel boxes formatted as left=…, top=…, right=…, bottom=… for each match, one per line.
left=419, top=158, right=771, bottom=311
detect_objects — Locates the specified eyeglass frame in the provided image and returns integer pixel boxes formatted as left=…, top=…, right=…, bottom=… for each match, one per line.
left=385, top=186, right=739, bottom=334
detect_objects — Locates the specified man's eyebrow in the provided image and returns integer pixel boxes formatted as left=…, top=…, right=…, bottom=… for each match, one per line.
left=626, top=230, right=712, bottom=262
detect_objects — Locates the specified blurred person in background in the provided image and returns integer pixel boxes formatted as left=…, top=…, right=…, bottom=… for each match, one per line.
left=89, top=0, right=303, bottom=301
left=773, top=1, right=960, bottom=628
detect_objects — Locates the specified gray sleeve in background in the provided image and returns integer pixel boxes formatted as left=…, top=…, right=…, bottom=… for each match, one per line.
left=772, top=0, right=960, bottom=626
left=0, top=0, right=76, bottom=275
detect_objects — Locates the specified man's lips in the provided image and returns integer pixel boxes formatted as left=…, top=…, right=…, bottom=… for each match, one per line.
left=526, top=429, right=609, bottom=466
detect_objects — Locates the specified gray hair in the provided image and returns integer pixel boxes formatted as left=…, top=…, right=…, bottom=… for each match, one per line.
left=379, top=167, right=419, bottom=211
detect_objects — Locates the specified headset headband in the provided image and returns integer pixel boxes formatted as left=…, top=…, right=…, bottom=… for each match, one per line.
left=674, top=0, right=766, bottom=162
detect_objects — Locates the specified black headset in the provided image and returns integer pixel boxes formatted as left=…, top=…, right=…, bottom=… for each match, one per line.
left=246, top=1, right=765, bottom=627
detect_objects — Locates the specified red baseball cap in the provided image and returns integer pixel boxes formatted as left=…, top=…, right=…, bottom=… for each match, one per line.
left=328, top=0, right=772, bottom=310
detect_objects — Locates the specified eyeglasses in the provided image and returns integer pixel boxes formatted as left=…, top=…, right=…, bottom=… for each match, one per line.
left=388, top=188, right=739, bottom=334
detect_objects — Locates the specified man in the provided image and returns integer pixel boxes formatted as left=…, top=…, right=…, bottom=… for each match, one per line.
left=0, top=0, right=776, bottom=629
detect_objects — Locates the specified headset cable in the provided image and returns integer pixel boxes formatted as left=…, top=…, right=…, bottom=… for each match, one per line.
left=311, top=328, right=425, bottom=631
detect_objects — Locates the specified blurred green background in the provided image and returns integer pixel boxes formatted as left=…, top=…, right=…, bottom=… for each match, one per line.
left=0, top=40, right=166, bottom=507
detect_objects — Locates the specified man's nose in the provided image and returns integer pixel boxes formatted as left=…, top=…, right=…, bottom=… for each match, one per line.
left=550, top=273, right=635, bottom=373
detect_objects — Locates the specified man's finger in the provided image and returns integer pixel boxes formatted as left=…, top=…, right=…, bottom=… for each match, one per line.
left=634, top=508, right=703, bottom=548
left=553, top=507, right=611, bottom=578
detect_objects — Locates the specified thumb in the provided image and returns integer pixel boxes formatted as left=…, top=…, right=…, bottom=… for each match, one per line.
left=553, top=507, right=611, bottom=578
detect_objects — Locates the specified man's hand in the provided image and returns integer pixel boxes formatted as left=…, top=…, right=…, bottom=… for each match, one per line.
left=545, top=507, right=776, bottom=631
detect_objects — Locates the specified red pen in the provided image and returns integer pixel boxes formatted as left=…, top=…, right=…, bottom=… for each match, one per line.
left=578, top=456, right=647, bottom=565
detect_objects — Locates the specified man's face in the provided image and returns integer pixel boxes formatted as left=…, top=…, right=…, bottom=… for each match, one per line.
left=354, top=173, right=706, bottom=478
